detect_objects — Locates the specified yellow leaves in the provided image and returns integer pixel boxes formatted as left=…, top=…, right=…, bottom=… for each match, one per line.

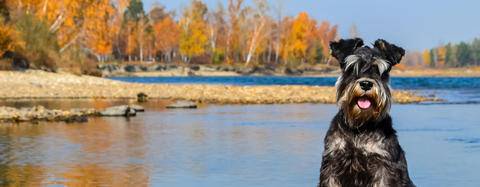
left=0, top=22, right=24, bottom=55
left=179, top=20, right=209, bottom=58
left=179, top=1, right=209, bottom=59
left=422, top=49, right=431, bottom=67
left=436, top=46, right=446, bottom=67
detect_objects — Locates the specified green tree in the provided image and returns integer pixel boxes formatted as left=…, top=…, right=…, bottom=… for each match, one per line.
left=471, top=38, right=480, bottom=66
left=429, top=49, right=436, bottom=68
left=124, top=0, right=145, bottom=22
left=456, top=42, right=472, bottom=67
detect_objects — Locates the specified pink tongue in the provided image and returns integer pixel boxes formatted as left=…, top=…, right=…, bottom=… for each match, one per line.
left=357, top=98, right=372, bottom=109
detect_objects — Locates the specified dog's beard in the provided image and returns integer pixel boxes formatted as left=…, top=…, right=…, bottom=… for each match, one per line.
left=338, top=79, right=391, bottom=128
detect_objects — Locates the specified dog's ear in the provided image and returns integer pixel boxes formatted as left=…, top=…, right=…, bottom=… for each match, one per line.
left=330, top=38, right=364, bottom=68
left=374, top=39, right=405, bottom=66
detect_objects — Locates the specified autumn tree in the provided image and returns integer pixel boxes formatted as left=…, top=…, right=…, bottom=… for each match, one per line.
left=283, top=12, right=317, bottom=65
left=317, top=21, right=337, bottom=63
left=179, top=0, right=209, bottom=63
left=111, top=0, right=130, bottom=59
left=2, top=0, right=354, bottom=69
left=422, top=49, right=431, bottom=67
left=123, top=0, right=147, bottom=61
left=149, top=4, right=169, bottom=22
left=207, top=2, right=228, bottom=64
left=244, top=0, right=269, bottom=66
left=6, top=0, right=93, bottom=52
left=153, top=15, right=179, bottom=62
left=436, top=46, right=446, bottom=68
left=226, top=0, right=248, bottom=64
left=83, top=0, right=115, bottom=62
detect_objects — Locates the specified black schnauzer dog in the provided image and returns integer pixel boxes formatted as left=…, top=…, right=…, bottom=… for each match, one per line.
left=318, top=38, right=415, bottom=187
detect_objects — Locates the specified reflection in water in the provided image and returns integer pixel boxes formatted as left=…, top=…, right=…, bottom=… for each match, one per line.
left=0, top=115, right=151, bottom=186
left=0, top=100, right=479, bottom=186
left=0, top=164, right=44, bottom=186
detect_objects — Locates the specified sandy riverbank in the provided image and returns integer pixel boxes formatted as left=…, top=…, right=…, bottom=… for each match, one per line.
left=0, top=70, right=434, bottom=104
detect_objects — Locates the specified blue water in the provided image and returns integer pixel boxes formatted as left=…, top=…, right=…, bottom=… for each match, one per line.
left=109, top=76, right=480, bottom=89
left=110, top=76, right=480, bottom=103
left=0, top=103, right=479, bottom=186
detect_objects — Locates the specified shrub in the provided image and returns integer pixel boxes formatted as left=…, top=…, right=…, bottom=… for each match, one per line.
left=14, top=14, right=59, bottom=72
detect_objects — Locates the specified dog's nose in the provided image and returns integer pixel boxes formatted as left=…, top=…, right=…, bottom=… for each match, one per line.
left=359, top=81, right=373, bottom=91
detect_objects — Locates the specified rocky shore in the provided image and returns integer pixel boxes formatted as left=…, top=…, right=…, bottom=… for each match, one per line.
left=98, top=63, right=480, bottom=77
left=98, top=63, right=338, bottom=77
left=0, top=70, right=435, bottom=104
left=0, top=104, right=147, bottom=123
left=0, top=106, right=94, bottom=123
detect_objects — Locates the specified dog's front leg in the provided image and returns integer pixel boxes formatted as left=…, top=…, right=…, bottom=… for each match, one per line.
left=318, top=154, right=342, bottom=187
left=319, top=176, right=341, bottom=187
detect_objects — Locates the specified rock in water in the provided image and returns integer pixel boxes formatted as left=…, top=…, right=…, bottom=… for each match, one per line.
left=64, top=115, right=88, bottom=123
left=137, top=92, right=148, bottom=102
left=100, top=105, right=136, bottom=117
left=129, top=104, right=145, bottom=112
left=166, top=100, right=198, bottom=109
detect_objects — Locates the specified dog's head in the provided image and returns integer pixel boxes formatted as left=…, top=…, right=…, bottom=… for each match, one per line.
left=331, top=38, right=405, bottom=127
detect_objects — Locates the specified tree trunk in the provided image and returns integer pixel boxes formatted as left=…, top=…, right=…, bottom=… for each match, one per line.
left=245, top=20, right=265, bottom=66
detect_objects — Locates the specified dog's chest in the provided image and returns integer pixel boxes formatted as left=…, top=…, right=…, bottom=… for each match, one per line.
left=326, top=133, right=391, bottom=170
left=325, top=134, right=391, bottom=185
left=327, top=133, right=389, bottom=157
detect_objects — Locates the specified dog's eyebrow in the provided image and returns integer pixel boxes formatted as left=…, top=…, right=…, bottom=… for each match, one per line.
left=344, top=55, right=360, bottom=74
left=373, top=58, right=390, bottom=75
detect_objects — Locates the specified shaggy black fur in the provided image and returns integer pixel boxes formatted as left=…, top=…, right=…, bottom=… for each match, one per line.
left=318, top=38, right=415, bottom=187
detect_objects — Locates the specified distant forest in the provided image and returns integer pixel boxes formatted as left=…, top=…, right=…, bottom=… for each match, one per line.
left=404, top=39, right=480, bottom=68
left=0, top=0, right=479, bottom=72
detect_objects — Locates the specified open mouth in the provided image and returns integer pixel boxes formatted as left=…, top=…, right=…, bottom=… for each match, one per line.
left=357, top=97, right=372, bottom=110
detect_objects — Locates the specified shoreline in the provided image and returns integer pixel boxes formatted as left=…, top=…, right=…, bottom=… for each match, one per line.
left=0, top=70, right=437, bottom=104
left=99, top=64, right=480, bottom=77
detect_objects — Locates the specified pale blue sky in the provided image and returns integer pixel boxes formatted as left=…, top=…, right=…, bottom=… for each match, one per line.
left=144, top=0, right=480, bottom=51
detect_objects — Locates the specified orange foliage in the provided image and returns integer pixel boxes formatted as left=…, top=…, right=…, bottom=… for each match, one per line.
left=83, top=0, right=115, bottom=59
left=153, top=16, right=179, bottom=55
left=0, top=22, right=24, bottom=55
left=282, top=12, right=338, bottom=64
left=4, top=0, right=341, bottom=65
left=283, top=12, right=317, bottom=62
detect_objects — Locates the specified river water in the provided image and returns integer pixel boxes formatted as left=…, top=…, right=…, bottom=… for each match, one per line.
left=0, top=77, right=479, bottom=186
